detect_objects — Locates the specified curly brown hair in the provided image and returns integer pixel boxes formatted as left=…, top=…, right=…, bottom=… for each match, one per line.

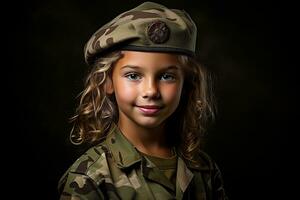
left=70, top=51, right=216, bottom=163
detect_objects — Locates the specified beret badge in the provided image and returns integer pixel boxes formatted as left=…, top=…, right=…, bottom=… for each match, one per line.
left=147, top=21, right=170, bottom=44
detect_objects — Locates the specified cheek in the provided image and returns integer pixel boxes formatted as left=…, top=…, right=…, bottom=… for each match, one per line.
left=114, top=81, right=137, bottom=103
left=162, top=83, right=183, bottom=104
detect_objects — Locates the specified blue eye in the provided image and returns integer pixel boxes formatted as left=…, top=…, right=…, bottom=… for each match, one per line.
left=161, top=73, right=175, bottom=81
left=125, top=73, right=141, bottom=81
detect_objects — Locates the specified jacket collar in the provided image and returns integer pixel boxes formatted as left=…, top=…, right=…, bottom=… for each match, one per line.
left=105, top=124, right=212, bottom=194
left=105, top=124, right=142, bottom=168
left=105, top=125, right=192, bottom=192
left=105, top=124, right=210, bottom=171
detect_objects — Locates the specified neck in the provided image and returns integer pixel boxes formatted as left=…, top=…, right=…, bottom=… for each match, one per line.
left=117, top=119, right=173, bottom=158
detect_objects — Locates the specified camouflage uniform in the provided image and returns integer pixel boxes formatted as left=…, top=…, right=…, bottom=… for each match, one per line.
left=58, top=125, right=227, bottom=199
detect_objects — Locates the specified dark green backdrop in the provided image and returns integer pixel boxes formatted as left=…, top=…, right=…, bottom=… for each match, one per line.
left=7, top=0, right=285, bottom=199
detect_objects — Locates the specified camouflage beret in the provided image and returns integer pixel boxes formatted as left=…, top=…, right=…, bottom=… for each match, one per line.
left=84, top=1, right=197, bottom=65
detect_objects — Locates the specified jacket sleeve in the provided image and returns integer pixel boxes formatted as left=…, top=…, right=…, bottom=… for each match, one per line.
left=58, top=171, right=105, bottom=200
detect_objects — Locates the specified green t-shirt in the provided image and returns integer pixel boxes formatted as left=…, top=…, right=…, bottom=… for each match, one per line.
left=140, top=150, right=178, bottom=189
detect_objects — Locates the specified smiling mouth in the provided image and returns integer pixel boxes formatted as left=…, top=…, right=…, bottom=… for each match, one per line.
left=136, top=105, right=163, bottom=115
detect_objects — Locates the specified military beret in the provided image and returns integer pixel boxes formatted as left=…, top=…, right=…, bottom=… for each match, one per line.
left=84, top=1, right=197, bottom=65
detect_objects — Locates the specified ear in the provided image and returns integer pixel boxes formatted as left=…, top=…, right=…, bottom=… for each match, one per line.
left=104, top=76, right=114, bottom=94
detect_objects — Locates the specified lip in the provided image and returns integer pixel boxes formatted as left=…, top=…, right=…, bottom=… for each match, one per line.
left=137, top=105, right=162, bottom=115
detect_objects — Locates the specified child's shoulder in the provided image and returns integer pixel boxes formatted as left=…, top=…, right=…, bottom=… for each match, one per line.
left=65, top=125, right=120, bottom=174
left=68, top=142, right=110, bottom=174
left=58, top=141, right=110, bottom=186
left=198, top=150, right=215, bottom=167
left=188, top=149, right=221, bottom=173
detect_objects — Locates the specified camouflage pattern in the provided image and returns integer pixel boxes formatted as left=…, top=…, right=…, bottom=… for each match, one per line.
left=58, top=124, right=228, bottom=199
left=84, top=1, right=197, bottom=65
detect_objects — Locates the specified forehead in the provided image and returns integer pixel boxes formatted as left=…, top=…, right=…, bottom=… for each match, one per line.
left=115, top=51, right=181, bottom=69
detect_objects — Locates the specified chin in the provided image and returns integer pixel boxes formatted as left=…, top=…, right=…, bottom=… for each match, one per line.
left=136, top=118, right=165, bottom=129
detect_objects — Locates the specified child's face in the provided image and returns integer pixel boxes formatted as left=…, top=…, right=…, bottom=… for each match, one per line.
left=109, top=51, right=184, bottom=129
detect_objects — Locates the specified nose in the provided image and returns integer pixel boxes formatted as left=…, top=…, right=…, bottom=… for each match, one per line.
left=142, top=78, right=160, bottom=99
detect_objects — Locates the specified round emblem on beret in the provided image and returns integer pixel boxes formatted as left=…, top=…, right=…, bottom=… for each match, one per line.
left=147, top=21, right=170, bottom=44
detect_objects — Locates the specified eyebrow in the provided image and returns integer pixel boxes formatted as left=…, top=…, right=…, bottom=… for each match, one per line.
left=121, top=65, right=180, bottom=70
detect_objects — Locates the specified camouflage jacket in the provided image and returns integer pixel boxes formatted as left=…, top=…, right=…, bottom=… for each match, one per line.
left=58, top=125, right=227, bottom=199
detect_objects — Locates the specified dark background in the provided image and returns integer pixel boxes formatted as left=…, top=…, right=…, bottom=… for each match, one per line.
left=6, top=0, right=285, bottom=199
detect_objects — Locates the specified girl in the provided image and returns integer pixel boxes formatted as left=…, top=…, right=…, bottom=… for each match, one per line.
left=58, top=2, right=227, bottom=199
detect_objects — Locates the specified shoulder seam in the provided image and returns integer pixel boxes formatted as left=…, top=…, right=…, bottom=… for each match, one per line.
left=69, top=143, right=107, bottom=174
